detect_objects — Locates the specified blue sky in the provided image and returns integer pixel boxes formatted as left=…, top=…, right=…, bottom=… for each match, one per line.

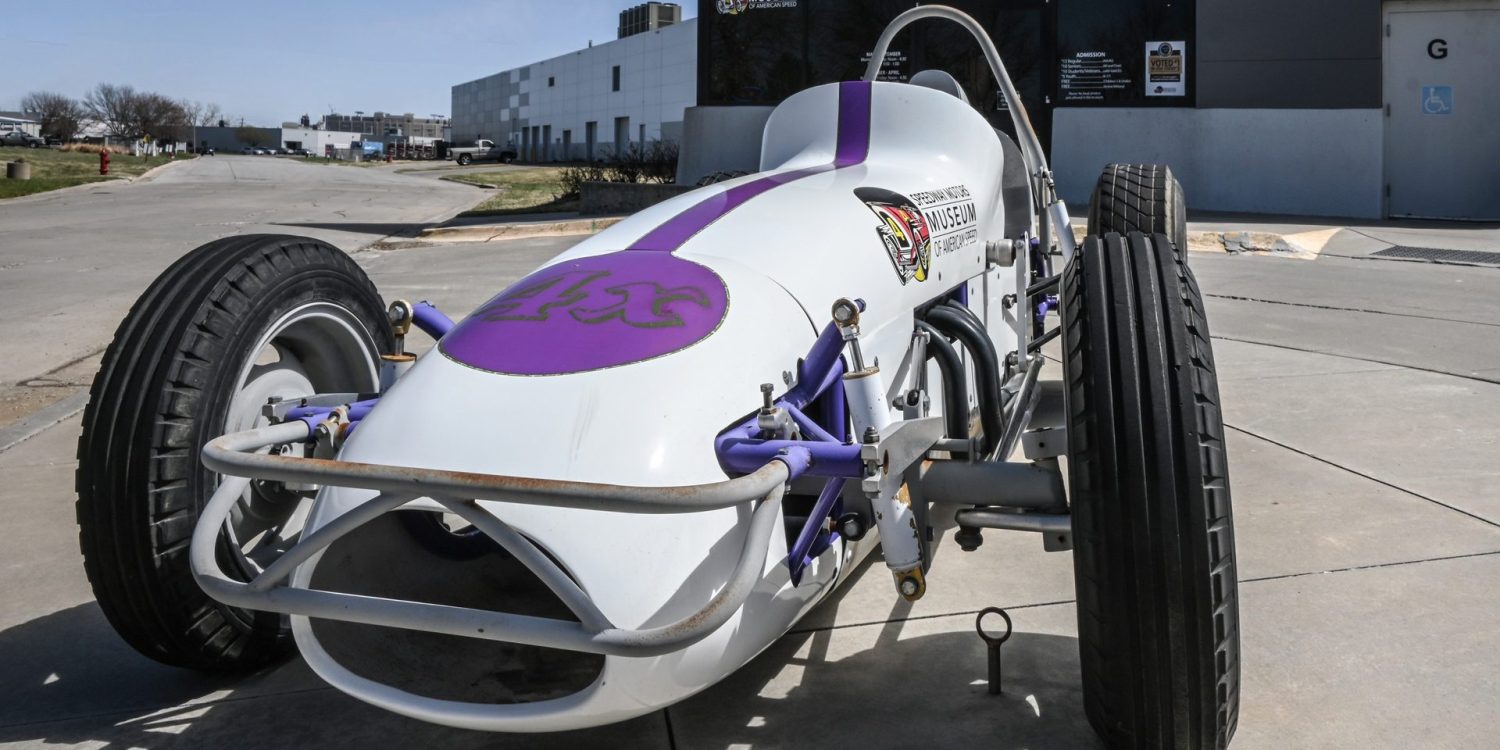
left=1, top=0, right=696, bottom=125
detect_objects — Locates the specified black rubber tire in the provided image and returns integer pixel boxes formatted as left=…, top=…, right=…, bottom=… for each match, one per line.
left=1087, top=164, right=1188, bottom=256
left=457, top=153, right=472, bottom=166
left=395, top=510, right=504, bottom=561
left=1061, top=232, right=1240, bottom=749
left=76, top=234, right=392, bottom=671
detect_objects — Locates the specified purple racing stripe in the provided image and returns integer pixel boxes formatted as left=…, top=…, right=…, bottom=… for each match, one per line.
left=629, top=80, right=872, bottom=252
left=834, top=80, right=872, bottom=167
left=440, top=80, right=873, bottom=375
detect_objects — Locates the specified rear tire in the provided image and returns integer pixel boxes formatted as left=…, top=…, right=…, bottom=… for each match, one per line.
left=76, top=235, right=392, bottom=671
left=1087, top=164, right=1188, bottom=256
left=1061, top=232, right=1240, bottom=749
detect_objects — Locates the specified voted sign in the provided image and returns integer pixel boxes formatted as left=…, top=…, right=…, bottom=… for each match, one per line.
left=1422, top=86, right=1454, bottom=116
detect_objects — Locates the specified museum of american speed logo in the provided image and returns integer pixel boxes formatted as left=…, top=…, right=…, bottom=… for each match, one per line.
left=855, top=184, right=979, bottom=285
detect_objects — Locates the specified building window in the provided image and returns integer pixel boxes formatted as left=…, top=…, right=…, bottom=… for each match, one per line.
left=548, top=76, right=555, bottom=87
left=612, top=65, right=621, bottom=92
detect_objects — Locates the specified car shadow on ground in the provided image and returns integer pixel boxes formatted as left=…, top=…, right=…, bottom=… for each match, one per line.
left=0, top=602, right=664, bottom=749
left=670, top=556, right=1104, bottom=749
left=0, top=559, right=1098, bottom=749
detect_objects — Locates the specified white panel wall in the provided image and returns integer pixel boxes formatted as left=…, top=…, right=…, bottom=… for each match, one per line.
left=1052, top=108, right=1385, bottom=219
left=452, top=19, right=697, bottom=159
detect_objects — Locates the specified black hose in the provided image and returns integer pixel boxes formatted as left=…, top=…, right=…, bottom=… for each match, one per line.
left=915, top=320, right=968, bottom=441
left=924, top=304, right=1004, bottom=456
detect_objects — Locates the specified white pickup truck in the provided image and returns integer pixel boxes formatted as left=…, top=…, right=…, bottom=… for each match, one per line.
left=447, top=139, right=517, bottom=166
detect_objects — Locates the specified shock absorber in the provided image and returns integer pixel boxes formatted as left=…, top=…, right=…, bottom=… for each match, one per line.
left=832, top=298, right=926, bottom=601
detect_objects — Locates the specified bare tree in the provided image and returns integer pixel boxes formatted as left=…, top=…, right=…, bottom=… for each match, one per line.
left=180, top=99, right=222, bottom=129
left=20, top=91, right=85, bottom=142
left=83, top=83, right=143, bottom=140
left=179, top=100, right=221, bottom=151
left=136, top=93, right=189, bottom=145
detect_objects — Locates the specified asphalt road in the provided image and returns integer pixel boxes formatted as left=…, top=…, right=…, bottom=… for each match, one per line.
left=0, top=164, right=1498, bottom=748
left=0, top=156, right=481, bottom=393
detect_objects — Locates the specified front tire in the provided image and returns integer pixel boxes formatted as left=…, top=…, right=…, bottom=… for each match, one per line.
left=76, top=235, right=392, bottom=671
left=1062, top=232, right=1240, bottom=748
left=456, top=154, right=472, bottom=166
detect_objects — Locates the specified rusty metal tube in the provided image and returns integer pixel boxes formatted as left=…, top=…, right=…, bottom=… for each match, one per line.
left=202, top=422, right=795, bottom=514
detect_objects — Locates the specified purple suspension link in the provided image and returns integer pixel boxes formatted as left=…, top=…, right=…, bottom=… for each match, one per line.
left=412, top=300, right=454, bottom=339
left=712, top=321, right=861, bottom=585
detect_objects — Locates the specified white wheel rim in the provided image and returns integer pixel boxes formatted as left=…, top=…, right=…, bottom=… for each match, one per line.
left=221, top=301, right=381, bottom=575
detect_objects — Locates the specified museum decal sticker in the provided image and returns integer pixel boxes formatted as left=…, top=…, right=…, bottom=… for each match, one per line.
left=856, top=185, right=978, bottom=285
left=716, top=0, right=797, bottom=13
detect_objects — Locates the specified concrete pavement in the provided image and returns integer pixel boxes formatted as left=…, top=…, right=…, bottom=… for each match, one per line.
left=2, top=214, right=1499, bottom=747
left=0, top=155, right=484, bottom=437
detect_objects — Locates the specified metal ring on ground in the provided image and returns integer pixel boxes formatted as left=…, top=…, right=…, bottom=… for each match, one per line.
left=975, top=606, right=1013, bottom=645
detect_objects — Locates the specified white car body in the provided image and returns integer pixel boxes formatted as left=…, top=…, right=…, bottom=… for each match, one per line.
left=287, top=78, right=1024, bottom=731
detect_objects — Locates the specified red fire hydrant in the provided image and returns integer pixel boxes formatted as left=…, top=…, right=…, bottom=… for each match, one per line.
left=385, top=152, right=393, bottom=163
left=100, top=150, right=110, bottom=176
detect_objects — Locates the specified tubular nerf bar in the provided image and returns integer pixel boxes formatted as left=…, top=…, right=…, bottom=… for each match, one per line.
left=191, top=421, right=802, bottom=658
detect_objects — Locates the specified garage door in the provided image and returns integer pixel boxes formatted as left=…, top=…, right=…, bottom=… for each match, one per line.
left=1384, top=2, right=1500, bottom=219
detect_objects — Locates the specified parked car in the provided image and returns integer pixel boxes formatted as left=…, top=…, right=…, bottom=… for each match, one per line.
left=196, top=145, right=216, bottom=156
left=1, top=130, right=46, bottom=148
left=447, top=139, right=517, bottom=166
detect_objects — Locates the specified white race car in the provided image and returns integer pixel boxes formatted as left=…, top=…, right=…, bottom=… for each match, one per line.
left=76, top=7, right=1239, bottom=748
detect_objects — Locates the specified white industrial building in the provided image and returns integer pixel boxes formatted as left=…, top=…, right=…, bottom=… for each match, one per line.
left=0, top=113, right=42, bottom=138
left=450, top=16, right=696, bottom=161
left=280, top=127, right=365, bottom=154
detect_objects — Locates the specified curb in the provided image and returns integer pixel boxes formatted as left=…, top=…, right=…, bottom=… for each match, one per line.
left=418, top=215, right=626, bottom=243
left=1069, top=225, right=1335, bottom=259
left=0, top=389, right=87, bottom=455
left=131, top=157, right=191, bottom=184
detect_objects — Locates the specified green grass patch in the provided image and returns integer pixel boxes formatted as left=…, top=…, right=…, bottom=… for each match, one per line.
left=0, top=147, right=194, bottom=199
left=445, top=167, right=578, bottom=217
left=0, top=176, right=111, bottom=199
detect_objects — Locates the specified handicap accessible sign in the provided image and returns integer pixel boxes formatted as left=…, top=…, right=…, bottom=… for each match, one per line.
left=1422, top=86, right=1453, bottom=116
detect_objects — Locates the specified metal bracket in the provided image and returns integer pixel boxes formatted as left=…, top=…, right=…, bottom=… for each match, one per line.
left=859, top=416, right=947, bottom=502
left=1021, top=428, right=1066, bottom=460
left=262, top=392, right=366, bottom=422
left=955, top=507, right=1073, bottom=552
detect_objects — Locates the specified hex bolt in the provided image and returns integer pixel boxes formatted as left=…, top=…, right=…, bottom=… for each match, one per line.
left=760, top=383, right=774, bottom=413
left=837, top=512, right=867, bottom=541
left=862, top=426, right=880, bottom=444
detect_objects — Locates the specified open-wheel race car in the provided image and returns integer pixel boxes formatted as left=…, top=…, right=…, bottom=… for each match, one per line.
left=75, top=7, right=1239, bottom=748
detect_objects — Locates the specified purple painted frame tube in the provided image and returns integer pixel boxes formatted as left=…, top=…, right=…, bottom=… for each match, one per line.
left=412, top=300, right=455, bottom=339
left=717, top=437, right=863, bottom=479
left=787, top=477, right=846, bottom=585
left=783, top=322, right=846, bottom=410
